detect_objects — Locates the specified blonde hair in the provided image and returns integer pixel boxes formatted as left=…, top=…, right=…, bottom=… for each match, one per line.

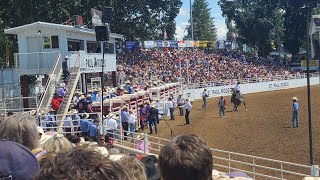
left=118, top=155, right=147, bottom=180
left=42, top=134, right=73, bottom=153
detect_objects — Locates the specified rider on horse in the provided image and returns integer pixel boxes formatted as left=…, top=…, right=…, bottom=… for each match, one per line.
left=234, top=81, right=241, bottom=100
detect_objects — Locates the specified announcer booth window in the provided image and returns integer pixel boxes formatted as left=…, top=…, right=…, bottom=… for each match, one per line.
left=87, top=41, right=101, bottom=53
left=104, top=43, right=115, bottom=54
left=68, top=39, right=84, bottom=51
left=43, top=36, right=59, bottom=49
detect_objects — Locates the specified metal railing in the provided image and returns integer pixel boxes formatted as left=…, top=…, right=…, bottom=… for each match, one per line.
left=14, top=52, right=60, bottom=74
left=0, top=83, right=21, bottom=98
left=37, top=52, right=62, bottom=112
left=186, top=72, right=319, bottom=89
left=0, top=96, right=39, bottom=115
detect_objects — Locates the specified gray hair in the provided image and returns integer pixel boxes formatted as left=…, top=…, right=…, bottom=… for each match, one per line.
left=0, top=113, right=39, bottom=150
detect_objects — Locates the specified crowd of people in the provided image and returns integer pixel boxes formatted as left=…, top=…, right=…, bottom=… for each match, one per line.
left=116, top=49, right=300, bottom=86
left=0, top=113, right=259, bottom=180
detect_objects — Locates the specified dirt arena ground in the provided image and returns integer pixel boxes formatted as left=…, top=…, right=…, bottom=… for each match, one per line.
left=157, top=86, right=320, bottom=167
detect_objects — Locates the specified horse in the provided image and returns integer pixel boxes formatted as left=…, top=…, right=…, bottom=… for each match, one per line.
left=230, top=88, right=248, bottom=112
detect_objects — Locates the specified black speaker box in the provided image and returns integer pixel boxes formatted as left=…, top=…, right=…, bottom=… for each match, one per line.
left=95, top=26, right=110, bottom=41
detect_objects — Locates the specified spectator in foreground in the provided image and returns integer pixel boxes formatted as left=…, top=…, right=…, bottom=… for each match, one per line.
left=42, top=134, right=73, bottom=153
left=35, top=146, right=132, bottom=180
left=158, top=134, right=213, bottom=180
left=0, top=114, right=39, bottom=151
left=135, top=133, right=152, bottom=153
left=118, top=155, right=147, bottom=180
left=0, top=140, right=40, bottom=179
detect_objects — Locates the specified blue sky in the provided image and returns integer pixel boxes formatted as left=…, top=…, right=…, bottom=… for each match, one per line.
left=174, top=0, right=227, bottom=40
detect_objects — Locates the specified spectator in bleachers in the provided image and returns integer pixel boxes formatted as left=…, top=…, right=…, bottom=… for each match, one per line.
left=158, top=134, right=213, bottom=180
left=72, top=91, right=80, bottom=107
left=0, top=114, right=39, bottom=151
left=57, top=83, right=68, bottom=98
left=35, top=146, right=132, bottom=180
left=125, top=80, right=135, bottom=94
left=0, top=140, right=40, bottom=179
left=42, top=134, right=73, bottom=153
left=77, top=95, right=86, bottom=113
left=118, top=155, right=147, bottom=180
left=128, top=109, right=137, bottom=142
left=85, top=94, right=93, bottom=113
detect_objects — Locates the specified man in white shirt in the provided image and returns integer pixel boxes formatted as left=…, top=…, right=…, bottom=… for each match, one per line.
left=167, top=98, right=175, bottom=120
left=201, top=89, right=208, bottom=110
left=234, top=82, right=241, bottom=100
left=184, top=98, right=192, bottom=125
left=72, top=91, right=80, bottom=107
left=103, top=113, right=118, bottom=142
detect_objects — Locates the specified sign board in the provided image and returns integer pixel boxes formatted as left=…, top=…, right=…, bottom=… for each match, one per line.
left=144, top=41, right=155, bottom=48
left=79, top=51, right=116, bottom=73
left=125, top=41, right=138, bottom=51
left=301, top=60, right=319, bottom=70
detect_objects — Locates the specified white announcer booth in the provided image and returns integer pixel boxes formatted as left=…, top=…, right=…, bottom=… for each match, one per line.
left=5, top=21, right=123, bottom=76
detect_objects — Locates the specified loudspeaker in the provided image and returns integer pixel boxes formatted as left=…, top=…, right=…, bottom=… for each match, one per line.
left=95, top=26, right=110, bottom=41
left=102, top=7, right=113, bottom=23
left=207, top=42, right=212, bottom=48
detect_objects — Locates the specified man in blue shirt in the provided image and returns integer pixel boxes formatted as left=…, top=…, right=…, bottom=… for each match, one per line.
left=80, top=113, right=91, bottom=138
left=125, top=81, right=134, bottom=94
left=292, top=97, right=299, bottom=128
left=121, top=106, right=129, bottom=140
left=89, top=119, right=100, bottom=142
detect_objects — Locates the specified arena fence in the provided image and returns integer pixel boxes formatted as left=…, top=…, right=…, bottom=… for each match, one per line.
left=38, top=111, right=319, bottom=179
left=186, top=72, right=320, bottom=89
left=0, top=96, right=39, bottom=115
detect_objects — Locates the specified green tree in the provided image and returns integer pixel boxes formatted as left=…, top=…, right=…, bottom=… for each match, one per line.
left=185, top=0, right=217, bottom=41
left=219, top=0, right=284, bottom=57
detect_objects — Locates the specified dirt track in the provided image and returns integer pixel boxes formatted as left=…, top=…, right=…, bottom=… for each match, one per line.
left=157, top=86, right=320, bottom=166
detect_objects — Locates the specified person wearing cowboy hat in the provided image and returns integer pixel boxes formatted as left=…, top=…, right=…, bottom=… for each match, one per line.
left=292, top=97, right=299, bottom=128
left=103, top=113, right=118, bottom=143
left=125, top=80, right=134, bottom=94
left=135, top=133, right=152, bottom=153
left=57, top=83, right=68, bottom=98
left=201, top=89, right=209, bottom=110
left=184, top=98, right=192, bottom=125
left=72, top=91, right=80, bottom=107
left=121, top=106, right=129, bottom=140
left=128, top=109, right=137, bottom=143
left=62, top=55, right=70, bottom=83
left=80, top=113, right=91, bottom=139
left=148, top=104, right=159, bottom=135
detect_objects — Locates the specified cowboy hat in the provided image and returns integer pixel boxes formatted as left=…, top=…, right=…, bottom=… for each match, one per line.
left=79, top=95, right=85, bottom=100
left=74, top=91, right=80, bottom=95
left=292, top=97, right=298, bottom=101
left=125, top=80, right=131, bottom=84
left=87, top=94, right=92, bottom=98
left=122, top=105, right=128, bottom=110
left=37, top=126, right=53, bottom=145
left=83, top=113, right=89, bottom=119
left=128, top=109, right=134, bottom=113
left=145, top=100, right=150, bottom=104
left=60, top=83, right=65, bottom=87
left=71, top=109, right=78, bottom=114
left=136, top=133, right=145, bottom=140
left=29, top=110, right=37, bottom=116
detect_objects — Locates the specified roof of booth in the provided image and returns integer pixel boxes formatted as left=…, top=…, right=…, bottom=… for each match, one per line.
left=4, top=21, right=124, bottom=39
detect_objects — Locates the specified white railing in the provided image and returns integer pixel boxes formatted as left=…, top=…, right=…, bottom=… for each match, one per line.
left=186, top=72, right=319, bottom=89
left=0, top=96, right=39, bottom=115
left=14, top=52, right=60, bottom=74
left=0, top=83, right=21, bottom=98
left=37, top=52, right=62, bottom=112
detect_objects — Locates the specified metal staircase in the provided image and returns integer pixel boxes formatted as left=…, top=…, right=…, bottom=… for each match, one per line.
left=37, top=53, right=62, bottom=113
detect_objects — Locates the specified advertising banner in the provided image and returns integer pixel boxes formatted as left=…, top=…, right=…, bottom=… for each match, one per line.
left=156, top=40, right=163, bottom=48
left=301, top=60, right=319, bottom=70
left=125, top=41, right=138, bottom=51
left=170, top=41, right=178, bottom=48
left=144, top=41, right=155, bottom=48
left=178, top=41, right=187, bottom=47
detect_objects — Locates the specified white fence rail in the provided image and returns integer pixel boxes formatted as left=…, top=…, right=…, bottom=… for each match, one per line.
left=186, top=72, right=319, bottom=90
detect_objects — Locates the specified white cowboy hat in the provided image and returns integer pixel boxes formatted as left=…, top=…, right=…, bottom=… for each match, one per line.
left=74, top=91, right=80, bottom=95
left=64, top=55, right=69, bottom=59
left=83, top=113, right=89, bottom=119
left=292, top=97, right=298, bottom=101
left=60, top=83, right=65, bottom=87
left=29, top=110, right=37, bottom=115
left=125, top=80, right=131, bottom=84
left=71, top=109, right=78, bottom=114
left=136, top=133, right=145, bottom=140
left=37, top=126, right=53, bottom=145
left=87, top=94, right=92, bottom=98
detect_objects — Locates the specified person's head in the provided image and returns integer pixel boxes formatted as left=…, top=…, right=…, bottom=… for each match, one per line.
left=0, top=140, right=40, bottom=179
left=140, top=104, right=145, bottom=108
left=292, top=97, right=298, bottom=102
left=129, top=109, right=134, bottom=114
left=94, top=119, right=100, bottom=126
left=35, top=146, right=131, bottom=180
left=67, top=135, right=81, bottom=146
left=0, top=113, right=38, bottom=150
left=158, top=134, right=213, bottom=180
left=99, top=135, right=106, bottom=146
left=186, top=98, right=190, bottom=102
left=118, top=155, right=147, bottom=180
left=42, top=134, right=73, bottom=153
left=220, top=96, right=224, bottom=99
left=237, top=81, right=240, bottom=84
